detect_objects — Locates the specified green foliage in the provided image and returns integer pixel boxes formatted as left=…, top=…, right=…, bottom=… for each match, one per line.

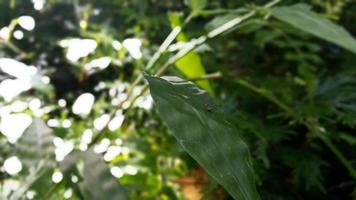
left=187, top=0, right=207, bottom=15
left=168, top=12, right=214, bottom=95
left=10, top=119, right=55, bottom=200
left=272, top=4, right=356, bottom=54
left=0, top=0, right=356, bottom=199
left=145, top=74, right=260, bottom=200
left=80, top=150, right=128, bottom=200
left=316, top=73, right=356, bottom=126
left=16, top=118, right=55, bottom=172
left=279, top=148, right=327, bottom=192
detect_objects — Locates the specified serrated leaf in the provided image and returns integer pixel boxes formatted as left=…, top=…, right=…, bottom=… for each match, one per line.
left=10, top=118, right=55, bottom=200
left=316, top=73, right=356, bottom=126
left=272, top=4, right=356, bottom=54
left=145, top=74, right=260, bottom=200
left=279, top=148, right=326, bottom=191
left=16, top=118, right=55, bottom=171
left=80, top=149, right=128, bottom=200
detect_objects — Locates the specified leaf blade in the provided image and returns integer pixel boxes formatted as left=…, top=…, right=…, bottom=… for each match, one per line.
left=16, top=118, right=55, bottom=170
left=145, top=75, right=260, bottom=200
left=80, top=149, right=128, bottom=200
left=10, top=118, right=55, bottom=200
left=272, top=4, right=356, bottom=54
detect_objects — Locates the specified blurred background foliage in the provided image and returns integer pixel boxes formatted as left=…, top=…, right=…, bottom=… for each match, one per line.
left=0, top=0, right=356, bottom=199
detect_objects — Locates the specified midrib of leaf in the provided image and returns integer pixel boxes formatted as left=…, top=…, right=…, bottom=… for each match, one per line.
left=190, top=105, right=245, bottom=194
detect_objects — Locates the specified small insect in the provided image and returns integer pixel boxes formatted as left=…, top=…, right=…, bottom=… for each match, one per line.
left=204, top=103, right=213, bottom=112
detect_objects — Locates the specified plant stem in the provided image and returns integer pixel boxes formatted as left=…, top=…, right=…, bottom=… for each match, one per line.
left=89, top=0, right=282, bottom=147
left=232, top=77, right=356, bottom=179
left=145, top=26, right=183, bottom=71
left=309, top=124, right=356, bottom=179
left=233, top=78, right=294, bottom=116
left=188, top=72, right=223, bottom=81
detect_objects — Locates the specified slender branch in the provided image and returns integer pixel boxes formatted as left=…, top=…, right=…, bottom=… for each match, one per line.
left=89, top=94, right=128, bottom=147
left=145, top=26, right=182, bottom=71
left=5, top=42, right=27, bottom=59
left=233, top=78, right=294, bottom=116
left=188, top=72, right=223, bottom=81
left=199, top=8, right=247, bottom=16
left=318, top=133, right=356, bottom=178
left=89, top=0, right=282, bottom=147
left=308, top=123, right=356, bottom=179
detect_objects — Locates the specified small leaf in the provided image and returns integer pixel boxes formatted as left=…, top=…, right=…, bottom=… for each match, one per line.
left=188, top=0, right=207, bottom=14
left=145, top=74, right=260, bottom=200
left=80, top=149, right=128, bottom=200
left=340, top=133, right=356, bottom=145
left=272, top=4, right=356, bottom=54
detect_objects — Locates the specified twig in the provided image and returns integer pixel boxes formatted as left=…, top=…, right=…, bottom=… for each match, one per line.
left=233, top=78, right=294, bottom=116
left=188, top=72, right=222, bottom=81
left=89, top=0, right=282, bottom=147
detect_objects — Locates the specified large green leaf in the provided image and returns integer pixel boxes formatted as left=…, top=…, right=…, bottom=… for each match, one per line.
left=272, top=4, right=356, bottom=54
left=145, top=74, right=260, bottom=200
left=80, top=149, right=128, bottom=200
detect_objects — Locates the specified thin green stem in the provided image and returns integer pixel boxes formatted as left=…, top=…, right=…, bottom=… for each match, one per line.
left=233, top=76, right=356, bottom=178
left=145, top=26, right=182, bottom=71
left=187, top=72, right=223, bottom=81
left=199, top=8, right=247, bottom=16
left=234, top=78, right=294, bottom=115
left=89, top=0, right=282, bottom=147
left=305, top=122, right=356, bottom=179
left=318, top=133, right=356, bottom=178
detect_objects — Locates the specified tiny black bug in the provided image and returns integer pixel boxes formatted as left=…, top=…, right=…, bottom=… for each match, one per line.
left=204, top=103, right=213, bottom=112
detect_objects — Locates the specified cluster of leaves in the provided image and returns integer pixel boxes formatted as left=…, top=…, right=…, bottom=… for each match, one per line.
left=0, top=0, right=356, bottom=199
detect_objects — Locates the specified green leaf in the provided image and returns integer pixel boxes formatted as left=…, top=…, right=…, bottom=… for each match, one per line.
left=10, top=118, right=55, bottom=200
left=80, top=149, right=128, bottom=200
left=60, top=151, right=85, bottom=200
left=16, top=118, right=55, bottom=171
left=145, top=74, right=260, bottom=200
left=175, top=52, right=214, bottom=95
left=272, top=4, right=356, bottom=54
left=279, top=148, right=326, bottom=191
left=168, top=12, right=214, bottom=95
left=340, top=133, right=356, bottom=145
left=188, top=0, right=207, bottom=14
